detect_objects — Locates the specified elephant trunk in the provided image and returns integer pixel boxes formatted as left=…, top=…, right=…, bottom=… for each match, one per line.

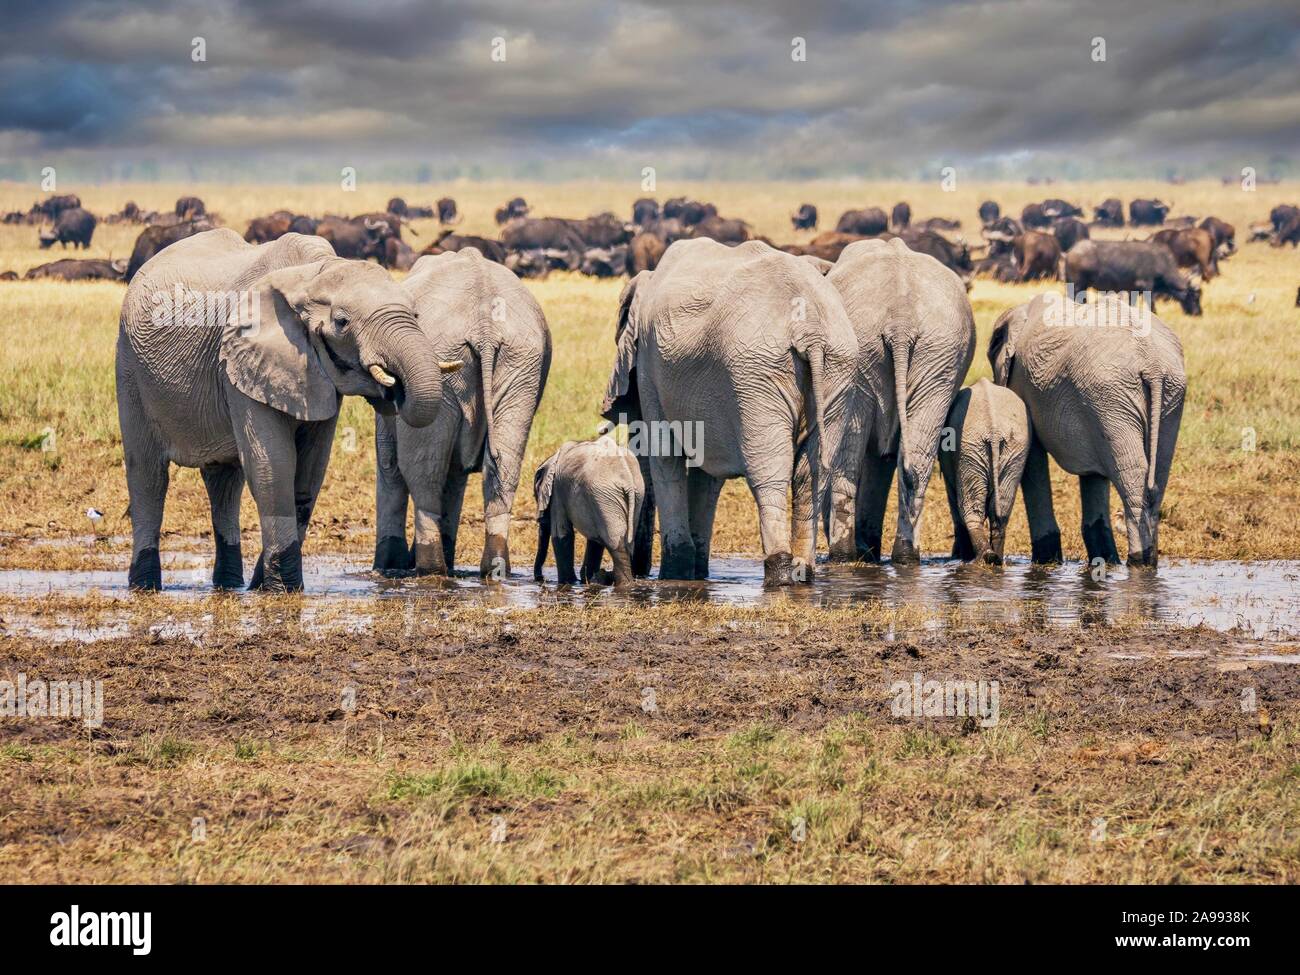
left=365, top=308, right=442, bottom=429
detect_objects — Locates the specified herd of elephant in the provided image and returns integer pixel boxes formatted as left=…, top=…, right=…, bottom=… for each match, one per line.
left=116, top=227, right=1186, bottom=593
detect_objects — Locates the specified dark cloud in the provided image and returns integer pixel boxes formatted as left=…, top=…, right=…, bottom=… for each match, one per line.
left=1, top=0, right=1297, bottom=175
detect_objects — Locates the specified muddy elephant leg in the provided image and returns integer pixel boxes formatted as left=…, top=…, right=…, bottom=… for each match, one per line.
left=855, top=451, right=896, bottom=563
left=580, top=539, right=605, bottom=584
left=1114, top=465, right=1158, bottom=569
left=407, top=439, right=455, bottom=578
left=750, top=477, right=799, bottom=586
left=235, top=409, right=305, bottom=593
left=687, top=466, right=724, bottom=579
left=631, top=453, right=655, bottom=577
left=610, top=546, right=634, bottom=587
left=551, top=504, right=578, bottom=585
left=1079, top=473, right=1120, bottom=565
left=441, top=466, right=469, bottom=576
left=1022, top=437, right=1062, bottom=564
left=201, top=462, right=245, bottom=589
left=791, top=443, right=816, bottom=568
left=373, top=412, right=411, bottom=574
left=121, top=405, right=170, bottom=591
left=651, top=452, right=695, bottom=580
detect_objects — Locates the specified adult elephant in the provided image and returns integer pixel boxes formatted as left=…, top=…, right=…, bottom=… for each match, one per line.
left=988, top=293, right=1185, bottom=567
left=824, top=237, right=976, bottom=563
left=601, top=238, right=860, bottom=585
left=372, top=249, right=552, bottom=578
left=117, top=230, right=460, bottom=592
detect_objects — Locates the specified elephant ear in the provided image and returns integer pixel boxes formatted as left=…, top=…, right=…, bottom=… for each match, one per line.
left=220, top=263, right=339, bottom=421
left=987, top=307, right=1018, bottom=386
left=600, top=272, right=646, bottom=421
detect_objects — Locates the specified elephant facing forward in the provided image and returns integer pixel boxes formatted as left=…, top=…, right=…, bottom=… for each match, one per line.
left=988, top=292, right=1186, bottom=567
left=602, top=238, right=861, bottom=585
left=373, top=248, right=551, bottom=578
left=117, top=230, right=460, bottom=591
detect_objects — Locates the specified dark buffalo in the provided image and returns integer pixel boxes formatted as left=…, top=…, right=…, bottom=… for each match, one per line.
left=974, top=253, right=1020, bottom=283
left=690, top=215, right=751, bottom=244
left=244, top=211, right=294, bottom=243
left=1129, top=199, right=1171, bottom=226
left=628, top=232, right=667, bottom=274
left=662, top=198, right=716, bottom=226
left=502, top=217, right=587, bottom=252
left=1065, top=239, right=1201, bottom=315
left=102, top=201, right=145, bottom=225
left=1052, top=217, right=1090, bottom=254
left=899, top=228, right=973, bottom=284
left=386, top=197, right=410, bottom=216
left=791, top=203, right=818, bottom=231
left=1012, top=230, right=1061, bottom=282
left=35, top=194, right=82, bottom=220
left=1273, top=211, right=1300, bottom=248
left=917, top=216, right=961, bottom=232
left=632, top=198, right=660, bottom=226
left=836, top=207, right=889, bottom=236
left=567, top=213, right=635, bottom=248
left=382, top=237, right=419, bottom=271
left=39, top=207, right=96, bottom=249
left=125, top=219, right=214, bottom=281
left=494, top=197, right=530, bottom=225
left=288, top=214, right=317, bottom=235
left=386, top=197, right=433, bottom=218
left=1151, top=227, right=1218, bottom=279
left=437, top=197, right=460, bottom=224
left=786, top=231, right=868, bottom=262
left=891, top=202, right=912, bottom=230
left=1041, top=199, right=1082, bottom=219
left=978, top=200, right=1000, bottom=227
left=1093, top=198, right=1125, bottom=227
left=24, top=258, right=127, bottom=281
left=174, top=196, right=206, bottom=220
left=0, top=271, right=17, bottom=280
left=580, top=245, right=629, bottom=278
left=316, top=214, right=395, bottom=262
left=1198, top=216, right=1235, bottom=257
left=1020, top=203, right=1053, bottom=229
left=1269, top=204, right=1298, bottom=232
left=422, top=231, right=508, bottom=264
left=982, top=216, right=1023, bottom=257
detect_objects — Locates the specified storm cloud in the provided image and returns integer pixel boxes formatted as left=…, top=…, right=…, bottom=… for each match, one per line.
left=1, top=0, right=1297, bottom=177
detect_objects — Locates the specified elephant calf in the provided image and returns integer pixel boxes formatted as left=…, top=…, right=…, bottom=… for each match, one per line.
left=533, top=436, right=645, bottom=586
left=939, top=378, right=1031, bottom=564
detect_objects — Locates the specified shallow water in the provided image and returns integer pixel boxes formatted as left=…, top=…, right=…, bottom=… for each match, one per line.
left=1, top=553, right=1297, bottom=642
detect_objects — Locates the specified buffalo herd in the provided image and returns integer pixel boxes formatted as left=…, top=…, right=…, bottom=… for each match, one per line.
left=2, top=192, right=1296, bottom=302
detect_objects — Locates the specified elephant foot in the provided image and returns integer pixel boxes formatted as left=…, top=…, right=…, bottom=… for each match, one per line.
left=479, top=533, right=510, bottom=580
left=659, top=542, right=697, bottom=581
left=891, top=537, right=921, bottom=566
left=1030, top=531, right=1063, bottom=565
left=763, top=552, right=798, bottom=587
left=1126, top=549, right=1158, bottom=570
left=411, top=542, right=449, bottom=577
left=128, top=547, right=162, bottom=591
left=1081, top=519, right=1120, bottom=565
left=854, top=533, right=885, bottom=563
left=373, top=535, right=412, bottom=576
left=212, top=539, right=244, bottom=590
left=249, top=542, right=304, bottom=593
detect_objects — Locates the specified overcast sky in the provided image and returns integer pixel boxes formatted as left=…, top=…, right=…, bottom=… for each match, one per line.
left=2, top=0, right=1298, bottom=178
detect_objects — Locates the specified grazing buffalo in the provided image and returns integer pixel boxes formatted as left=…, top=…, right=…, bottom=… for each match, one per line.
left=1052, top=216, right=1090, bottom=254
left=495, top=197, right=530, bottom=225
left=1198, top=216, right=1236, bottom=257
left=39, top=207, right=96, bottom=249
left=502, top=217, right=587, bottom=252
left=836, top=207, right=889, bottom=236
left=387, top=197, right=434, bottom=218
left=690, top=215, right=751, bottom=244
left=244, top=211, right=294, bottom=243
left=632, top=198, right=660, bottom=226
left=124, top=218, right=214, bottom=281
left=103, top=201, right=145, bottom=224
left=1273, top=211, right=1300, bottom=247
left=918, top=216, right=961, bottom=232
left=785, top=231, right=868, bottom=262
left=24, top=257, right=127, bottom=281
left=1041, top=199, right=1082, bottom=219
left=174, top=196, right=206, bottom=220
left=982, top=216, right=1023, bottom=257
left=436, top=197, right=460, bottom=224
left=1020, top=203, right=1053, bottom=229
left=628, top=231, right=667, bottom=274
left=1129, top=199, right=1171, bottom=226
left=382, top=237, right=420, bottom=271
left=1093, top=198, right=1125, bottom=227
left=662, top=198, right=716, bottom=226
left=899, top=228, right=973, bottom=285
left=567, top=213, right=635, bottom=248
left=1269, top=204, right=1299, bottom=232
left=580, top=245, right=629, bottom=278
left=978, top=200, right=1000, bottom=227
left=791, top=203, right=818, bottom=231
left=1151, top=227, right=1218, bottom=279
left=35, top=194, right=82, bottom=220
left=422, top=231, right=508, bottom=265
left=1012, top=230, right=1061, bottom=282
left=974, top=253, right=1020, bottom=282
left=891, top=201, right=912, bottom=230
left=315, top=214, right=395, bottom=262
left=0, top=271, right=17, bottom=280
left=1065, top=240, right=1202, bottom=316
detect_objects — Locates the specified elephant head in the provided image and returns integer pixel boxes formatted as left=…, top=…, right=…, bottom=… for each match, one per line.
left=221, top=257, right=461, bottom=428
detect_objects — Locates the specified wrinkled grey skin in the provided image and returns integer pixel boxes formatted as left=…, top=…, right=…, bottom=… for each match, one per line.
left=533, top=435, right=645, bottom=586
left=373, top=249, right=551, bottom=579
left=117, top=229, right=450, bottom=592
left=989, top=293, right=1186, bottom=567
left=602, top=238, right=860, bottom=586
left=822, top=237, right=976, bottom=564
left=938, top=378, right=1031, bottom=564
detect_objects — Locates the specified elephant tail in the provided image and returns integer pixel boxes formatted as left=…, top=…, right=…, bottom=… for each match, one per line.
left=533, top=515, right=550, bottom=582
left=1144, top=372, right=1164, bottom=507
left=624, top=485, right=638, bottom=551
left=888, top=331, right=916, bottom=495
left=480, top=343, right=499, bottom=471
left=987, top=438, right=1002, bottom=525
left=801, top=342, right=830, bottom=476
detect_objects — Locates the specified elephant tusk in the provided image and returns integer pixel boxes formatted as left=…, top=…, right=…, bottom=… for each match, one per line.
left=439, top=360, right=464, bottom=373
left=368, top=363, right=397, bottom=387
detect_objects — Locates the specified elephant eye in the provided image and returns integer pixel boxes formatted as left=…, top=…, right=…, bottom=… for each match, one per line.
left=333, top=311, right=351, bottom=330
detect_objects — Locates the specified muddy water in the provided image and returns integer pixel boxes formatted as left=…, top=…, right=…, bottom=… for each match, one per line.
left=0, top=553, right=1297, bottom=642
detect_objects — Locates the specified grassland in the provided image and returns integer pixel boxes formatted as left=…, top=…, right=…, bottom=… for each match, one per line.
left=1, top=180, right=1298, bottom=884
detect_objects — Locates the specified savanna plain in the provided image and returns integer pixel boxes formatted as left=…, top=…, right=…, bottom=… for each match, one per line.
left=0, top=180, right=1297, bottom=883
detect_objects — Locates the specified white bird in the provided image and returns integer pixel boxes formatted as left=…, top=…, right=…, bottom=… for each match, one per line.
left=1246, top=293, right=1256, bottom=305
left=86, top=507, right=103, bottom=524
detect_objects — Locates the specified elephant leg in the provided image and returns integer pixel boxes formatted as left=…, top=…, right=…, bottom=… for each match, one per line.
left=1079, top=474, right=1120, bottom=565
left=942, top=460, right=976, bottom=561
left=201, top=462, right=245, bottom=589
left=1113, top=465, right=1157, bottom=569
left=610, top=546, right=635, bottom=587
left=407, top=434, right=455, bottom=578
left=1022, top=437, right=1062, bottom=564
left=292, top=419, right=336, bottom=548
left=441, top=466, right=470, bottom=576
left=551, top=506, right=578, bottom=586
left=373, top=412, right=411, bottom=575
left=686, top=466, right=724, bottom=579
left=631, top=453, right=655, bottom=577
left=122, top=428, right=170, bottom=592
left=234, top=406, right=304, bottom=593
left=580, top=539, right=605, bottom=584
left=650, top=453, right=695, bottom=580
left=750, top=478, right=799, bottom=587
left=854, top=451, right=896, bottom=563
left=891, top=398, right=949, bottom=565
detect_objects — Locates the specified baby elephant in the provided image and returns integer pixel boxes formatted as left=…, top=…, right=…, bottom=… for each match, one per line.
left=939, top=378, right=1031, bottom=564
left=533, top=435, right=645, bottom=586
